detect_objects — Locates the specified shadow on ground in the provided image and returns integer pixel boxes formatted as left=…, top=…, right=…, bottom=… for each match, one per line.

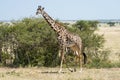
left=41, top=71, right=67, bottom=74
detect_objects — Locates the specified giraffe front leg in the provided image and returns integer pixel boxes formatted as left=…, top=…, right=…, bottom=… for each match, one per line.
left=58, top=49, right=64, bottom=73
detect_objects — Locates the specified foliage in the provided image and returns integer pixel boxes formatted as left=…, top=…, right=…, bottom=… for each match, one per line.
left=0, top=18, right=59, bottom=67
left=86, top=49, right=111, bottom=68
left=69, top=21, right=103, bottom=54
left=67, top=20, right=113, bottom=68
left=0, top=24, right=13, bottom=65
left=13, top=18, right=59, bottom=67
left=0, top=18, right=115, bottom=68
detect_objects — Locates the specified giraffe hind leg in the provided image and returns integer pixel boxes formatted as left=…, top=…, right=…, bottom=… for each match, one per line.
left=79, top=52, right=83, bottom=72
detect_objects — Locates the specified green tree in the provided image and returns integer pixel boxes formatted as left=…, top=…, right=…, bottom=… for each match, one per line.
left=0, top=23, right=14, bottom=65
left=0, top=25, right=4, bottom=63
left=69, top=20, right=108, bottom=68
left=11, top=18, right=59, bottom=67
left=0, top=19, right=111, bottom=68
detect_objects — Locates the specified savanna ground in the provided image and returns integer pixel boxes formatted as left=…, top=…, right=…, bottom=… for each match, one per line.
left=96, top=26, right=120, bottom=62
left=0, top=67, right=120, bottom=80
left=0, top=27, right=120, bottom=80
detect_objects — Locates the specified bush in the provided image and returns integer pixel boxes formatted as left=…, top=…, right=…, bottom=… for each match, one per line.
left=0, top=18, right=59, bottom=67
left=0, top=18, right=113, bottom=68
left=68, top=20, right=112, bottom=68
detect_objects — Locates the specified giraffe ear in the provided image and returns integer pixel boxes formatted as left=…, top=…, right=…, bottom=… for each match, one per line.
left=42, top=7, right=44, bottom=10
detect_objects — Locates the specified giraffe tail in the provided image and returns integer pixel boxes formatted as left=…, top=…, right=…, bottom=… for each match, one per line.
left=83, top=52, right=87, bottom=64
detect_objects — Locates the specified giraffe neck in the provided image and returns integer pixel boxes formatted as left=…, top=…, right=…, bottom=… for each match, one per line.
left=41, top=10, right=66, bottom=34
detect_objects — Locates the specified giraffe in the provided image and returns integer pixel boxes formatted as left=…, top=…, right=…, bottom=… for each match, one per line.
left=36, top=6, right=87, bottom=73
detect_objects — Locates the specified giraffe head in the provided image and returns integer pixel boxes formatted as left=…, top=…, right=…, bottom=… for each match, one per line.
left=36, top=6, right=44, bottom=15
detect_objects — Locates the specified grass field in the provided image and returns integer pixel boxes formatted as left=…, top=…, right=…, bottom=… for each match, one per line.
left=97, top=27, right=120, bottom=51
left=96, top=27, right=120, bottom=62
left=0, top=67, right=120, bottom=80
left=0, top=27, right=120, bottom=80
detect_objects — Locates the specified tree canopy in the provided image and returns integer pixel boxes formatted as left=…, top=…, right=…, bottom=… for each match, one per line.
left=0, top=18, right=110, bottom=68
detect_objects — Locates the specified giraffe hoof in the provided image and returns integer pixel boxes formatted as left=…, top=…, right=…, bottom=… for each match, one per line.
left=74, top=68, right=77, bottom=72
left=58, top=69, right=62, bottom=73
left=70, top=70, right=74, bottom=72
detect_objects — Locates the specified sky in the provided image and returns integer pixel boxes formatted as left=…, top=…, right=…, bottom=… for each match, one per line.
left=0, top=0, right=120, bottom=21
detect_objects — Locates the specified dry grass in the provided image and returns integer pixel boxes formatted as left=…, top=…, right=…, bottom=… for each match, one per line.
left=97, top=27, right=120, bottom=51
left=0, top=67, right=120, bottom=80
left=96, top=27, right=120, bottom=62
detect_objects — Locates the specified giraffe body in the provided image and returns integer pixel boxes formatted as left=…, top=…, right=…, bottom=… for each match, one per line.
left=36, top=6, right=86, bottom=72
